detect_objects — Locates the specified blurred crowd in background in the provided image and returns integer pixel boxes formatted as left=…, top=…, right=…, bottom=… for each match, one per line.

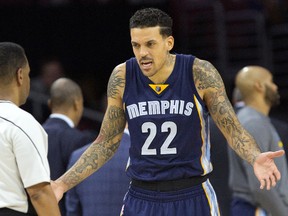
left=1, top=1, right=288, bottom=215
left=0, top=0, right=287, bottom=132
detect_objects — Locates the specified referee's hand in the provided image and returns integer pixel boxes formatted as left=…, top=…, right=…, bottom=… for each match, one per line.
left=51, top=180, right=64, bottom=202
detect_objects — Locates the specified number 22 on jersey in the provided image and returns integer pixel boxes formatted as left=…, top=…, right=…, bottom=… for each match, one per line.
left=141, top=121, right=177, bottom=155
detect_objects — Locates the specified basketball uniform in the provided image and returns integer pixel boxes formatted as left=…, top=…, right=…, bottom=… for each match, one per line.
left=121, top=54, right=220, bottom=216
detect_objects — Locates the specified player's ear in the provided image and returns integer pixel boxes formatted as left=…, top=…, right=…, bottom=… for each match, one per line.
left=166, top=36, right=174, bottom=51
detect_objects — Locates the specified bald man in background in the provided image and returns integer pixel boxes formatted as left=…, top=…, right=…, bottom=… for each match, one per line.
left=228, top=66, right=288, bottom=216
left=42, top=78, right=95, bottom=215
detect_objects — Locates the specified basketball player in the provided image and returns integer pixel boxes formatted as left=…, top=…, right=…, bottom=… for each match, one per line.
left=52, top=8, right=284, bottom=216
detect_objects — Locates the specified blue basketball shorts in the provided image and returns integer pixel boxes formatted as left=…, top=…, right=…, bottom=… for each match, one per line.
left=120, top=179, right=220, bottom=216
left=230, top=197, right=268, bottom=216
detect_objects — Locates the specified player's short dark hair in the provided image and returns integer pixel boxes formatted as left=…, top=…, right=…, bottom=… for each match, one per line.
left=0, top=42, right=27, bottom=84
left=129, top=8, right=173, bottom=37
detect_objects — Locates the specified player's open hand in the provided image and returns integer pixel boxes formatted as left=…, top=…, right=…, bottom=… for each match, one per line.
left=253, top=150, right=285, bottom=190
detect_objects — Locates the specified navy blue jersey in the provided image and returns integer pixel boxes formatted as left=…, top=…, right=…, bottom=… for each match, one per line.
left=123, top=54, right=212, bottom=181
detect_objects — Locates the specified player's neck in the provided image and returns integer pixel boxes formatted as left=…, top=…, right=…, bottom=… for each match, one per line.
left=150, top=54, right=176, bottom=84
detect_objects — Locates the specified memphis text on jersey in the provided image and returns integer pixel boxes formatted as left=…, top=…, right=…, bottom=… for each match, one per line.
left=126, top=99, right=194, bottom=120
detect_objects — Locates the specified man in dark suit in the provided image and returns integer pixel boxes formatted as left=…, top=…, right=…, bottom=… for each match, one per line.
left=65, top=127, right=131, bottom=216
left=42, top=78, right=95, bottom=215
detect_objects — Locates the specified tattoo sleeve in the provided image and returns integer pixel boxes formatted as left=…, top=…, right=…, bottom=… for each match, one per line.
left=60, top=66, right=126, bottom=190
left=107, top=67, right=125, bottom=99
left=193, top=58, right=261, bottom=165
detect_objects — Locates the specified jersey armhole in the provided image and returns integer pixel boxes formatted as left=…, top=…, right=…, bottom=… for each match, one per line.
left=189, top=56, right=207, bottom=111
left=123, top=58, right=134, bottom=104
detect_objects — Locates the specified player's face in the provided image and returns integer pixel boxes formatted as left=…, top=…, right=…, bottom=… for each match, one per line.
left=130, top=26, right=174, bottom=78
left=263, top=74, right=280, bottom=107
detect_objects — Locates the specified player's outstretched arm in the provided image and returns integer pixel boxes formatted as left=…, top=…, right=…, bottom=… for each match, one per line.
left=52, top=64, right=127, bottom=201
left=192, top=58, right=284, bottom=190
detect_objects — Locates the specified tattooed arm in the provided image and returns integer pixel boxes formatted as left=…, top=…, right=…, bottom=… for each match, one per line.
left=193, top=58, right=284, bottom=190
left=193, top=58, right=260, bottom=164
left=53, top=63, right=127, bottom=198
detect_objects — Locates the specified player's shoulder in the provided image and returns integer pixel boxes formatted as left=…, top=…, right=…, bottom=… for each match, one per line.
left=192, top=57, right=220, bottom=80
left=107, top=62, right=127, bottom=99
left=193, top=57, right=214, bottom=70
left=112, top=62, right=126, bottom=79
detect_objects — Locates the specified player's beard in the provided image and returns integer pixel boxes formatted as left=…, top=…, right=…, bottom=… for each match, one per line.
left=264, top=84, right=280, bottom=107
